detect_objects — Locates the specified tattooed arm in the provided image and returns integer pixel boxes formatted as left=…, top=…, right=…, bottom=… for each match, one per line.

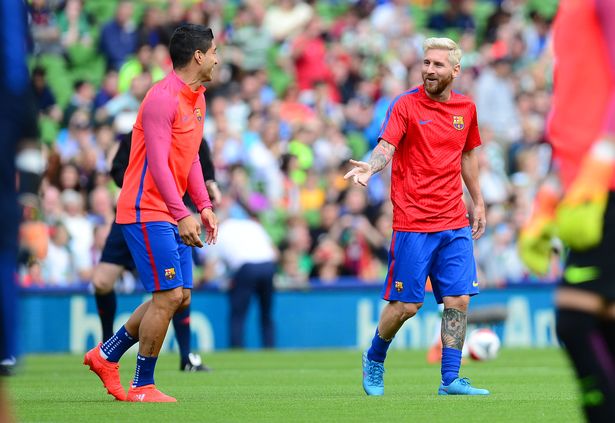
left=343, top=140, right=396, bottom=186
left=441, top=308, right=467, bottom=350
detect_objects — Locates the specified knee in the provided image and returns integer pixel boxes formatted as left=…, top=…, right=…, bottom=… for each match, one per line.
left=443, top=296, right=469, bottom=312
left=179, top=290, right=191, bottom=310
left=162, top=288, right=185, bottom=312
left=92, top=271, right=113, bottom=294
left=397, top=302, right=423, bottom=321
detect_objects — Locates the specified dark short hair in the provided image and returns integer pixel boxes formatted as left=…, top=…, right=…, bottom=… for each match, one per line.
left=169, top=24, right=214, bottom=69
left=32, top=66, right=46, bottom=77
left=73, top=79, right=89, bottom=90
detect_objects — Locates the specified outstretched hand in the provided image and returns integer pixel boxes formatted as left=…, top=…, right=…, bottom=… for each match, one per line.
left=343, top=159, right=372, bottom=187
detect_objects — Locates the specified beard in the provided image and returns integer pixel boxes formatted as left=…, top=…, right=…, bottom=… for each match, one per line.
left=423, top=73, right=454, bottom=96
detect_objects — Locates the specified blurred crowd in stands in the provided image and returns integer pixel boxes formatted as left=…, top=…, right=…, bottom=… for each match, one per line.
left=21, top=0, right=561, bottom=290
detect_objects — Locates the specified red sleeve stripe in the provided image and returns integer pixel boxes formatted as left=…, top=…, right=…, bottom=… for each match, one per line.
left=140, top=222, right=160, bottom=291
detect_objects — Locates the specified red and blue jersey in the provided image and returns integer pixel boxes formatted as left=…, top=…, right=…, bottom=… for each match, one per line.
left=379, top=85, right=481, bottom=232
left=116, top=71, right=211, bottom=225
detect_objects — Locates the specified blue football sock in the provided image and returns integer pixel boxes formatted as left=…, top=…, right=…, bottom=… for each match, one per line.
left=441, top=347, right=462, bottom=385
left=367, top=328, right=393, bottom=363
left=172, top=307, right=191, bottom=365
left=133, top=354, right=158, bottom=388
left=100, top=325, right=138, bottom=363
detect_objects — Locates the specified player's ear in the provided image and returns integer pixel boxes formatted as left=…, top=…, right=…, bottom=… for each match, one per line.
left=194, top=50, right=203, bottom=65
left=452, top=63, right=461, bottom=78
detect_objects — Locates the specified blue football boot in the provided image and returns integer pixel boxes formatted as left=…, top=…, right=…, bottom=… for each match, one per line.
left=362, top=351, right=385, bottom=396
left=438, top=377, right=490, bottom=395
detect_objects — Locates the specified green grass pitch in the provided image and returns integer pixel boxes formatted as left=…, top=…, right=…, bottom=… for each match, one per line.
left=6, top=349, right=582, bottom=423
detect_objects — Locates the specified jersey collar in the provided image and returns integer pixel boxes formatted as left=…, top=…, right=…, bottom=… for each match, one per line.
left=170, top=70, right=206, bottom=105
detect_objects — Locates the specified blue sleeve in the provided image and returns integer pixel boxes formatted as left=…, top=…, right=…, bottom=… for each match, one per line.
left=1, top=0, right=28, bottom=95
left=378, top=93, right=411, bottom=148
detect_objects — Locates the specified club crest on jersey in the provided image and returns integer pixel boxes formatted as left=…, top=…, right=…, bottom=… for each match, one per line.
left=195, top=107, right=202, bottom=121
left=452, top=115, right=464, bottom=130
left=164, top=268, right=176, bottom=280
left=395, top=281, right=403, bottom=292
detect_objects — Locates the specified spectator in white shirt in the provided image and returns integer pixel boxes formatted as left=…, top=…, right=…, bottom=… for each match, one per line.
left=204, top=198, right=278, bottom=348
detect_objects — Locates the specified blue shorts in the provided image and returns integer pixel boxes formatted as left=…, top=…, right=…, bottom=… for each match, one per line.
left=381, top=227, right=479, bottom=304
left=100, top=221, right=135, bottom=270
left=120, top=222, right=193, bottom=292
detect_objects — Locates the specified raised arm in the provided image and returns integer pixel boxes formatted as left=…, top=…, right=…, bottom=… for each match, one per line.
left=344, top=140, right=396, bottom=186
left=345, top=91, right=407, bottom=186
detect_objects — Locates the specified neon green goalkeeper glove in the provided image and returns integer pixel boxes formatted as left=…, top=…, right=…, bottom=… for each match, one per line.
left=518, top=186, right=559, bottom=276
left=556, top=145, right=614, bottom=251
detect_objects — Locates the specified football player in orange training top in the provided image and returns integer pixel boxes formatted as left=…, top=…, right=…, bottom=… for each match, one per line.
left=84, top=24, right=218, bottom=403
left=93, top=134, right=220, bottom=373
left=345, top=37, right=488, bottom=396
left=518, top=0, right=615, bottom=421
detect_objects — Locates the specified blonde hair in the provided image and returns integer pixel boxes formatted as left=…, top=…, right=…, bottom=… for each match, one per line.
left=423, top=37, right=462, bottom=67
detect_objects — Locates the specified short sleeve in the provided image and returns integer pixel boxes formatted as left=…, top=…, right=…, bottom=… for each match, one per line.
left=463, top=104, right=482, bottom=152
left=378, top=96, right=408, bottom=148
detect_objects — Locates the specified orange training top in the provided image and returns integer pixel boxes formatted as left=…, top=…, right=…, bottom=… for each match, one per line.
left=116, top=71, right=211, bottom=224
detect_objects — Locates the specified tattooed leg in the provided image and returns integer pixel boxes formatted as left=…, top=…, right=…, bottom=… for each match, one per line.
left=440, top=307, right=468, bottom=386
left=441, top=308, right=467, bottom=350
